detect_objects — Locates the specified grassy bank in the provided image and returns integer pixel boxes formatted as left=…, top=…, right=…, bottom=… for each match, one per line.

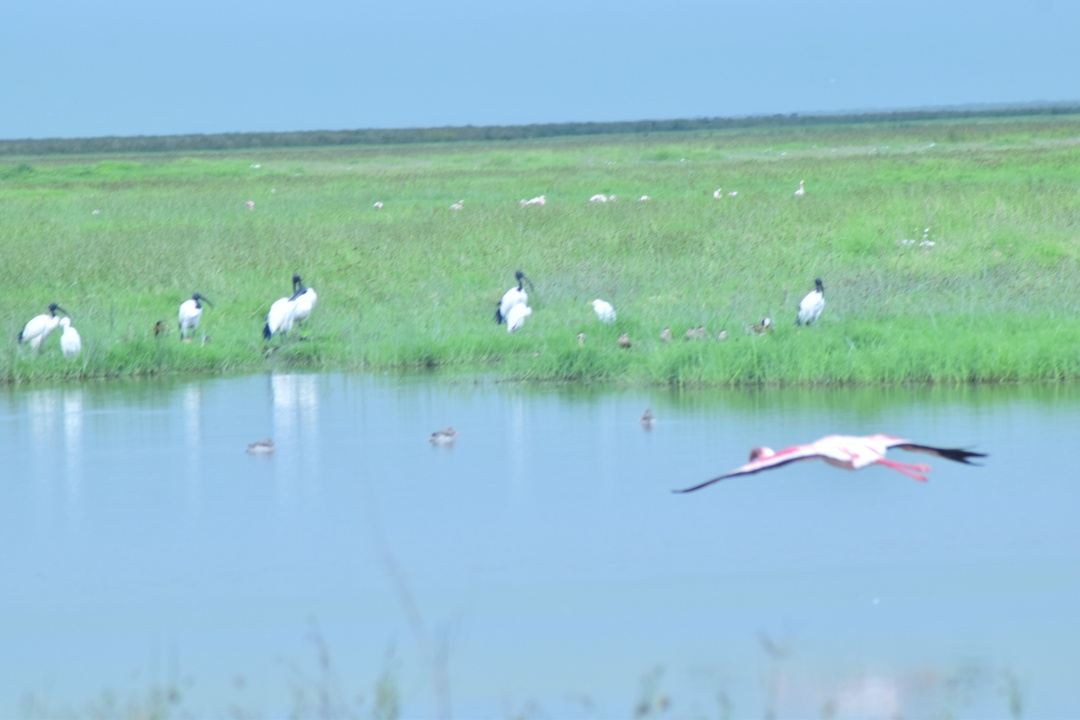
left=2, top=114, right=1079, bottom=386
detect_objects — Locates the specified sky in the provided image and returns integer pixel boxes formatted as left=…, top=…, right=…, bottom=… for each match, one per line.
left=2, top=0, right=1077, bottom=139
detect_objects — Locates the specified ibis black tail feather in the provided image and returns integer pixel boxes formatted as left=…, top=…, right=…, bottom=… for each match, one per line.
left=263, top=322, right=272, bottom=340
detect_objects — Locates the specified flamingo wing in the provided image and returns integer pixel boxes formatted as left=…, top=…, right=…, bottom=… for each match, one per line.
left=888, top=440, right=987, bottom=465
left=672, top=443, right=826, bottom=493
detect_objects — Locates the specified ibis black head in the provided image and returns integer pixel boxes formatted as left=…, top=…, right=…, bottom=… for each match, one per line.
left=193, top=292, right=213, bottom=307
left=815, top=278, right=824, bottom=293
left=514, top=270, right=526, bottom=289
left=292, top=274, right=303, bottom=289
left=48, top=303, right=70, bottom=317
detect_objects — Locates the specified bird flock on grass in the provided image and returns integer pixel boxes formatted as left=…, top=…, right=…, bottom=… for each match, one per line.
left=22, top=177, right=983, bottom=483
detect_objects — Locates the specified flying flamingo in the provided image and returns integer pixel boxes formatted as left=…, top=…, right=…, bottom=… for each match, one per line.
left=673, top=434, right=986, bottom=493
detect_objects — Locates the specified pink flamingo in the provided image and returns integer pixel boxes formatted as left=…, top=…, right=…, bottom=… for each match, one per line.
left=673, top=434, right=985, bottom=493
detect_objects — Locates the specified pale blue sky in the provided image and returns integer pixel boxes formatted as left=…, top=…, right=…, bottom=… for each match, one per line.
left=2, top=0, right=1076, bottom=139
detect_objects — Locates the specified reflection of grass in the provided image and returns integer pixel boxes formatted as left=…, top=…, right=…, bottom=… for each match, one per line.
left=16, top=651, right=1028, bottom=719
left=2, top=114, right=1079, bottom=385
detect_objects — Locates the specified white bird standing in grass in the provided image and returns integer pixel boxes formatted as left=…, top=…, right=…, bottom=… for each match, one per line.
left=794, top=179, right=806, bottom=197
left=496, top=270, right=532, bottom=324
left=18, top=303, right=70, bottom=350
left=178, top=293, right=212, bottom=341
left=505, top=303, right=532, bottom=333
left=59, top=317, right=81, bottom=358
left=264, top=294, right=296, bottom=340
left=796, top=278, right=825, bottom=326
left=290, top=274, right=317, bottom=325
left=590, top=299, right=616, bottom=324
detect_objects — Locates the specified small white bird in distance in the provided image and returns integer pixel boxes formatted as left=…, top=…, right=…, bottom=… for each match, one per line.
left=590, top=299, right=616, bottom=324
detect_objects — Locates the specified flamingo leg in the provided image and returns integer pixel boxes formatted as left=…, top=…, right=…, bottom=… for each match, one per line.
left=875, top=458, right=931, bottom=482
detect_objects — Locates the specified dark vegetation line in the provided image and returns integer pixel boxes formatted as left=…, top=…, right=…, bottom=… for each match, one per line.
left=3, top=102, right=1079, bottom=156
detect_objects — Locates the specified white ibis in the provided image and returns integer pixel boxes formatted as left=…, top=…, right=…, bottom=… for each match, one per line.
left=496, top=270, right=531, bottom=324
left=59, top=317, right=81, bottom=358
left=429, top=427, right=458, bottom=446
left=263, top=295, right=295, bottom=340
left=794, top=179, right=806, bottom=197
left=290, top=274, right=317, bottom=325
left=18, top=303, right=70, bottom=350
left=505, top=302, right=532, bottom=333
left=673, top=434, right=986, bottom=493
left=178, top=293, right=212, bottom=341
left=590, top=298, right=616, bottom=324
left=796, top=278, right=825, bottom=325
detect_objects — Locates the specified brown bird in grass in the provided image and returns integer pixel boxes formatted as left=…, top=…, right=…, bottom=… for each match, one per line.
left=660, top=327, right=672, bottom=343
left=618, top=333, right=632, bottom=348
left=153, top=320, right=166, bottom=338
left=751, top=317, right=773, bottom=334
left=685, top=326, right=706, bottom=340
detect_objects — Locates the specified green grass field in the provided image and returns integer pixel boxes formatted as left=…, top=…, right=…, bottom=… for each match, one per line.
left=2, top=114, right=1079, bottom=386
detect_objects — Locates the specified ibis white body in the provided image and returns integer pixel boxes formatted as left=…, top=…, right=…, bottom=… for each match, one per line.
left=505, top=303, right=532, bottom=333
left=796, top=279, right=825, bottom=326
left=591, top=299, right=616, bottom=324
left=178, top=299, right=202, bottom=336
left=20, top=314, right=62, bottom=350
left=264, top=296, right=296, bottom=339
left=291, top=287, right=317, bottom=323
left=496, top=271, right=530, bottom=324
left=19, top=303, right=69, bottom=351
left=59, top=317, right=81, bottom=358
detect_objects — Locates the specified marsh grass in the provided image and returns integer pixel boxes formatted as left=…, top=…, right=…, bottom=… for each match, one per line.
left=2, top=115, right=1078, bottom=385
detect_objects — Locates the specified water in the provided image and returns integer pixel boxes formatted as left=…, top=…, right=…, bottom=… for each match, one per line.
left=2, top=374, right=1079, bottom=718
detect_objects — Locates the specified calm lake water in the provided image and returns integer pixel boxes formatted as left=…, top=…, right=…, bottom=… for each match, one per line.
left=2, top=374, right=1078, bottom=718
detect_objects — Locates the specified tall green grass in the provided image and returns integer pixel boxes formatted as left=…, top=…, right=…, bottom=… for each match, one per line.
left=1, top=115, right=1078, bottom=385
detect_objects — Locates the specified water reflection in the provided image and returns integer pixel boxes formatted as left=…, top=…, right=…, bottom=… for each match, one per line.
left=270, top=373, right=320, bottom=507
left=0, top=374, right=1077, bottom=717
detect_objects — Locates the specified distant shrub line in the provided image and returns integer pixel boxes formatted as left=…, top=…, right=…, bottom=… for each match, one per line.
left=2, top=103, right=1078, bottom=156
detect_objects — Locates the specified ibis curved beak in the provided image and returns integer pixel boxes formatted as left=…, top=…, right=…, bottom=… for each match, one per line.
left=200, top=296, right=214, bottom=307
left=55, top=305, right=71, bottom=318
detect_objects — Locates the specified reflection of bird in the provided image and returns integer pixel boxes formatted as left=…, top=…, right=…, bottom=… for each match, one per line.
left=673, top=434, right=987, bottom=493
left=19, top=303, right=70, bottom=350
left=246, top=438, right=275, bottom=454
left=617, top=332, right=631, bottom=348
left=590, top=299, right=616, bottom=324
left=429, top=427, right=458, bottom=445
left=640, top=408, right=655, bottom=429
left=59, top=317, right=81, bottom=358
left=796, top=278, right=825, bottom=326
